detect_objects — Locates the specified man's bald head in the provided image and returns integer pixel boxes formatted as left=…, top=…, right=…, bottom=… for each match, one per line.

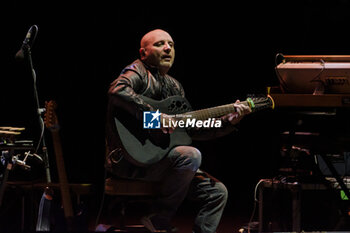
left=140, top=29, right=173, bottom=48
left=139, top=29, right=175, bottom=75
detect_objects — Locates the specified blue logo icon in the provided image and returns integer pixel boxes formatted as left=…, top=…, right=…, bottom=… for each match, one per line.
left=143, top=110, right=161, bottom=129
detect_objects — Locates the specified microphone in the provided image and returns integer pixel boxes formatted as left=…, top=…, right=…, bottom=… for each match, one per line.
left=15, top=25, right=38, bottom=60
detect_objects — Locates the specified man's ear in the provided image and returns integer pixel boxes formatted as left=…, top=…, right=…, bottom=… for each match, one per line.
left=139, top=48, right=146, bottom=58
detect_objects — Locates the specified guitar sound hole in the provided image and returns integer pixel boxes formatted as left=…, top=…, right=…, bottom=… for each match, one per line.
left=168, top=100, right=189, bottom=113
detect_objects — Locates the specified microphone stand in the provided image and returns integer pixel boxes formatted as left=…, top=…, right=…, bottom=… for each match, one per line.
left=21, top=26, right=54, bottom=231
left=26, top=44, right=52, bottom=184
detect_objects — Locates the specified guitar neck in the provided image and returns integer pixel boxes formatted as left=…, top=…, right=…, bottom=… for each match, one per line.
left=185, top=100, right=250, bottom=120
left=51, top=131, right=74, bottom=218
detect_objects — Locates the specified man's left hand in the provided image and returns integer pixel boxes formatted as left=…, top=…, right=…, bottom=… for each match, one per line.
left=221, top=100, right=252, bottom=125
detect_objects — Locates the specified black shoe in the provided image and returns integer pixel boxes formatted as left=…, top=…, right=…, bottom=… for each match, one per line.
left=141, top=214, right=178, bottom=233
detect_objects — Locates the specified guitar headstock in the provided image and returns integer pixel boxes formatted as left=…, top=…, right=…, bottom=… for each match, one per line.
left=44, top=100, right=60, bottom=131
left=246, top=95, right=275, bottom=112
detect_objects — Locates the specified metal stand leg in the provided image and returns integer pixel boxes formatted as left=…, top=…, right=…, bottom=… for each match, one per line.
left=0, top=149, right=14, bottom=207
left=258, top=184, right=264, bottom=233
left=291, top=187, right=301, bottom=232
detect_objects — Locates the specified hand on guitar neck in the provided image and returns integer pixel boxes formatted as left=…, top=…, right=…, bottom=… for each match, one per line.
left=220, top=100, right=252, bottom=125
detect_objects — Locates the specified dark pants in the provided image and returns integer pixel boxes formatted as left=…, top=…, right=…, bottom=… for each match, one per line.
left=109, top=146, right=228, bottom=233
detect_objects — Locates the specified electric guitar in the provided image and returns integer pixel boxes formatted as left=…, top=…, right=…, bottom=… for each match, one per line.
left=44, top=100, right=74, bottom=229
left=113, top=95, right=274, bottom=166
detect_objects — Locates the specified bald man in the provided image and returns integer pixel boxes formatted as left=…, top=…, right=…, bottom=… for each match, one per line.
left=139, top=29, right=175, bottom=75
left=106, top=29, right=250, bottom=233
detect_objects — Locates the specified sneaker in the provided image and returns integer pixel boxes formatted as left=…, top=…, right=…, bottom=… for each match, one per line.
left=141, top=214, right=178, bottom=233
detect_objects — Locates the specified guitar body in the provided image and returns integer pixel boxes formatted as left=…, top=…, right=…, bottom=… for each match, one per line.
left=115, top=96, right=193, bottom=166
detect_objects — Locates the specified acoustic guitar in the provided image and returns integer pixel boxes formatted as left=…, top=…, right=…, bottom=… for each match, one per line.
left=114, top=95, right=274, bottom=166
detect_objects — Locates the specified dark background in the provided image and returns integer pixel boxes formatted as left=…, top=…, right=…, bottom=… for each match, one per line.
left=2, top=0, right=350, bottom=228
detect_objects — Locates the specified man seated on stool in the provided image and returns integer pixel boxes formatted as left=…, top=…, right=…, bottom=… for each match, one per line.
left=105, top=29, right=251, bottom=233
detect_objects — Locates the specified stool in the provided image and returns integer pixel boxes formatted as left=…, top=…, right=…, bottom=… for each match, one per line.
left=96, top=177, right=159, bottom=232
